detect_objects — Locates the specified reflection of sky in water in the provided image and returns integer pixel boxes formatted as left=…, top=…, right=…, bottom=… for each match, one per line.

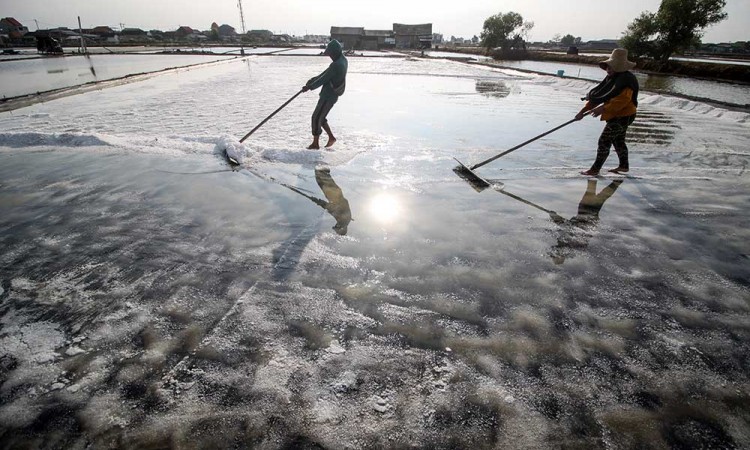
left=0, top=56, right=748, bottom=448
left=0, top=53, right=235, bottom=98
left=4, top=50, right=748, bottom=108
left=485, top=59, right=750, bottom=107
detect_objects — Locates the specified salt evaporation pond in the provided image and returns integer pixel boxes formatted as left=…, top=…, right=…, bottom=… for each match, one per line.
left=0, top=53, right=237, bottom=99
left=0, top=55, right=749, bottom=448
left=471, top=58, right=750, bottom=108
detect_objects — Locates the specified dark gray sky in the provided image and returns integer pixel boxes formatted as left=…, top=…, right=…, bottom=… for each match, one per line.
left=2, top=0, right=747, bottom=42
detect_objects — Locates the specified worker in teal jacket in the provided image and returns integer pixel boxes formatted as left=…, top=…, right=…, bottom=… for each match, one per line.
left=302, top=39, right=348, bottom=149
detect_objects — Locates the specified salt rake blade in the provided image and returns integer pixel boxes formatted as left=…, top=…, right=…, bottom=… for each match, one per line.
left=453, top=158, right=491, bottom=192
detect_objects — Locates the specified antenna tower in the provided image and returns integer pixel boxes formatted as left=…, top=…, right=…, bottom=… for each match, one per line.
left=237, top=0, right=247, bottom=55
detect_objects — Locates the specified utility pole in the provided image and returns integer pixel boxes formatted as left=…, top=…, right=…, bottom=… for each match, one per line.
left=78, top=16, right=88, bottom=55
left=237, top=0, right=247, bottom=56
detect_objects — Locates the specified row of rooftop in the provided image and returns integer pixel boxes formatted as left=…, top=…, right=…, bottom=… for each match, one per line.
left=0, top=17, right=632, bottom=53
left=0, top=17, right=441, bottom=50
left=2, top=17, right=747, bottom=54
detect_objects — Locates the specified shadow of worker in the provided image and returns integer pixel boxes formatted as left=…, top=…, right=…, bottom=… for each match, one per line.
left=550, top=179, right=623, bottom=265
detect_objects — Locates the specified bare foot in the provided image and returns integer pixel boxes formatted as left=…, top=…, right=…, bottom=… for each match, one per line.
left=325, top=137, right=337, bottom=148
left=580, top=169, right=599, bottom=176
left=608, top=167, right=629, bottom=173
left=307, top=143, right=320, bottom=150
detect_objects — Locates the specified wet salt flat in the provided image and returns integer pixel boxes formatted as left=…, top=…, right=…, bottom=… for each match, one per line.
left=4, top=47, right=749, bottom=108
left=476, top=59, right=750, bottom=108
left=0, top=53, right=237, bottom=99
left=1, top=56, right=749, bottom=448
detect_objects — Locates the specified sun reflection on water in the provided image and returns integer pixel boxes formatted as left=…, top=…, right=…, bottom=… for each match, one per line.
left=368, top=192, right=402, bottom=224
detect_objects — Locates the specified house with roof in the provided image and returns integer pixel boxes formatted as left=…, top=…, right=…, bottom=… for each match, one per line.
left=88, top=26, right=116, bottom=39
left=217, top=24, right=236, bottom=38
left=119, top=27, right=148, bottom=43
left=329, top=23, right=432, bottom=51
left=330, top=27, right=364, bottom=51
left=248, top=29, right=273, bottom=42
left=175, top=26, right=194, bottom=37
left=172, top=26, right=206, bottom=41
left=393, top=23, right=432, bottom=49
left=363, top=30, right=394, bottom=50
left=0, top=17, right=29, bottom=42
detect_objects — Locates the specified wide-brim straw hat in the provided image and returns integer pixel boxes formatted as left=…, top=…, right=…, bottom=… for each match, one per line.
left=599, top=48, right=636, bottom=72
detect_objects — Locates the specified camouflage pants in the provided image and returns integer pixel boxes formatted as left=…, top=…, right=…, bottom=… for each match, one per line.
left=591, top=114, right=636, bottom=172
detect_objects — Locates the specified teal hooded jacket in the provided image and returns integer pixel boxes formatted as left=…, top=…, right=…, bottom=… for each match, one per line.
left=306, top=40, right=348, bottom=100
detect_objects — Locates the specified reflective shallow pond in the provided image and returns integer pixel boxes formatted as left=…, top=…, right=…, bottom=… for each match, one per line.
left=481, top=58, right=750, bottom=108
left=0, top=53, right=236, bottom=99
left=1, top=56, right=749, bottom=448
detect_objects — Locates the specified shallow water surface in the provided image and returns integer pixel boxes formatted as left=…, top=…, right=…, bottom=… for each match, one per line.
left=483, top=59, right=750, bottom=107
left=0, top=53, right=236, bottom=99
left=0, top=56, right=749, bottom=448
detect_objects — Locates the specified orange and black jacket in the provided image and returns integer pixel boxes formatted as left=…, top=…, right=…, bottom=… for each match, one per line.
left=582, top=71, right=639, bottom=121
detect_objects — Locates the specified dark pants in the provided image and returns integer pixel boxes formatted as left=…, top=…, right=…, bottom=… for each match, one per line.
left=311, top=97, right=337, bottom=136
left=591, top=114, right=636, bottom=172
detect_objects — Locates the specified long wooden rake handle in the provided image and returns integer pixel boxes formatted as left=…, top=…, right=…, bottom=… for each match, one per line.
left=239, top=89, right=304, bottom=143
left=470, top=111, right=592, bottom=170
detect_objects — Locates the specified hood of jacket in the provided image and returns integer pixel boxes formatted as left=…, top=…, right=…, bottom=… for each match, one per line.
left=324, top=39, right=343, bottom=58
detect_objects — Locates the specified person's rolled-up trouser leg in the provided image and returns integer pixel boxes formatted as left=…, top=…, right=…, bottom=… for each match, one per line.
left=311, top=97, right=337, bottom=136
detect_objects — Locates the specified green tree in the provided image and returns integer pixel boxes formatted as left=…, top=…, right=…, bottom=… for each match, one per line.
left=621, top=0, right=727, bottom=61
left=560, top=34, right=581, bottom=46
left=620, top=12, right=660, bottom=58
left=480, top=12, right=534, bottom=52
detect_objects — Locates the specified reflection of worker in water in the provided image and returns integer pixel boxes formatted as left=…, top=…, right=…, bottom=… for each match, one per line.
left=549, top=179, right=623, bottom=264
left=284, top=168, right=352, bottom=235
left=315, top=168, right=352, bottom=235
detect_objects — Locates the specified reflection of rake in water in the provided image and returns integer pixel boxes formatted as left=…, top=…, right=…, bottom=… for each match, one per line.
left=454, top=112, right=591, bottom=189
left=492, top=184, right=565, bottom=224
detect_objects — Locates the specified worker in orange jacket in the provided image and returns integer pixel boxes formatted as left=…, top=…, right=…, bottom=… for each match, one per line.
left=576, top=48, right=639, bottom=176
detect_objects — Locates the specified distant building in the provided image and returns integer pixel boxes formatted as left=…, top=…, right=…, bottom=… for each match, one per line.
left=248, top=29, right=273, bottom=42
left=271, top=33, right=292, bottom=44
left=362, top=30, right=393, bottom=51
left=393, top=23, right=432, bottom=49
left=175, top=26, right=195, bottom=39
left=148, top=30, right=165, bottom=41
left=120, top=28, right=146, bottom=36
left=581, top=39, right=620, bottom=51
left=117, top=27, right=147, bottom=43
left=217, top=24, right=236, bottom=38
left=0, top=17, right=29, bottom=41
left=330, top=27, right=364, bottom=50
left=330, top=23, right=432, bottom=50
left=171, top=26, right=206, bottom=41
left=89, top=26, right=116, bottom=39
left=304, top=34, right=329, bottom=44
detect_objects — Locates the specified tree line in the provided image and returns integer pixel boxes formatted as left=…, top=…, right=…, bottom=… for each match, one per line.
left=480, top=0, right=729, bottom=62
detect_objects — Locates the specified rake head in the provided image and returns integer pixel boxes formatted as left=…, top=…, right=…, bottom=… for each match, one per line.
left=453, top=158, right=491, bottom=192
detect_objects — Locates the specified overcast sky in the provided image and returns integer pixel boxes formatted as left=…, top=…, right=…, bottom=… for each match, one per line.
left=2, top=0, right=747, bottom=42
